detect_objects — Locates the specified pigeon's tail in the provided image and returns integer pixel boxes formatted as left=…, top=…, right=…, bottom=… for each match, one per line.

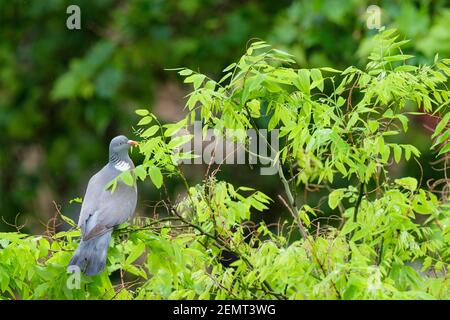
left=67, top=230, right=112, bottom=276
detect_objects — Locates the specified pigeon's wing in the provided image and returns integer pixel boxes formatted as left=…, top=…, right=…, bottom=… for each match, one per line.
left=77, top=166, right=110, bottom=236
left=85, top=181, right=137, bottom=239
left=79, top=165, right=137, bottom=241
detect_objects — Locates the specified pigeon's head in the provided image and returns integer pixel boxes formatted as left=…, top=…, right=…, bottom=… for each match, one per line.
left=109, top=135, right=138, bottom=156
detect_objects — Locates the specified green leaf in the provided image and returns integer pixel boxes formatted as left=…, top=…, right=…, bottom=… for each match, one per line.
left=120, top=171, right=134, bottom=186
left=320, top=67, right=341, bottom=73
left=383, top=54, right=414, bottom=62
left=247, top=99, right=261, bottom=118
left=295, top=69, right=310, bottom=94
left=137, top=116, right=153, bottom=126
left=134, top=165, right=147, bottom=181
left=397, top=114, right=409, bottom=132
left=60, top=214, right=77, bottom=227
left=223, top=62, right=237, bottom=72
left=341, top=221, right=357, bottom=236
left=237, top=186, right=255, bottom=192
left=218, top=72, right=232, bottom=84
left=178, top=69, right=193, bottom=76
left=395, top=177, right=417, bottom=191
left=69, top=197, right=82, bottom=204
left=368, top=120, right=379, bottom=133
left=123, top=265, right=147, bottom=279
left=394, top=65, right=417, bottom=72
left=335, top=161, right=347, bottom=175
left=141, top=125, right=160, bottom=138
left=347, top=113, right=359, bottom=130
left=125, top=242, right=146, bottom=265
left=184, top=74, right=206, bottom=90
left=432, top=112, right=450, bottom=138
left=164, top=119, right=187, bottom=137
left=168, top=135, right=192, bottom=149
left=310, top=69, right=324, bottom=92
left=337, top=96, right=346, bottom=107
left=383, top=109, right=394, bottom=118
left=106, top=177, right=118, bottom=193
left=438, top=142, right=450, bottom=156
left=148, top=166, right=163, bottom=189
left=328, top=189, right=345, bottom=209
left=135, top=109, right=149, bottom=116
left=432, top=129, right=450, bottom=149
left=392, top=145, right=402, bottom=163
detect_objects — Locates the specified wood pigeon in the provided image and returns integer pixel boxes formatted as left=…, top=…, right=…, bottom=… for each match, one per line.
left=68, top=135, right=138, bottom=276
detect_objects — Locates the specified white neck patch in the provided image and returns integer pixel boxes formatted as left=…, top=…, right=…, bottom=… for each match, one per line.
left=114, top=160, right=130, bottom=172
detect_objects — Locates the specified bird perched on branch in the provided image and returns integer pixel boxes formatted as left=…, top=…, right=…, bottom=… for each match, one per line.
left=68, top=135, right=138, bottom=276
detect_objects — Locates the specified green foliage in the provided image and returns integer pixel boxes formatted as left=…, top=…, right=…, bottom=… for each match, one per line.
left=1, top=30, right=450, bottom=300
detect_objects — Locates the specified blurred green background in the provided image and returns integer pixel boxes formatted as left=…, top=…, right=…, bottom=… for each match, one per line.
left=1, top=0, right=449, bottom=233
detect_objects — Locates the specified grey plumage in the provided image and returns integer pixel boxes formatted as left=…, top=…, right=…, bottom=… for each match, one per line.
left=68, top=231, right=112, bottom=276
left=68, top=135, right=138, bottom=276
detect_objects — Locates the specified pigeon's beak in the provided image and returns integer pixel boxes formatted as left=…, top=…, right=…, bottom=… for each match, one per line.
left=127, top=140, right=138, bottom=146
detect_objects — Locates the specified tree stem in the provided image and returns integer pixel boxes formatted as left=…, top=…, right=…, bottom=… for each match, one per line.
left=278, top=166, right=308, bottom=239
left=353, top=182, right=365, bottom=223
left=349, top=182, right=364, bottom=241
